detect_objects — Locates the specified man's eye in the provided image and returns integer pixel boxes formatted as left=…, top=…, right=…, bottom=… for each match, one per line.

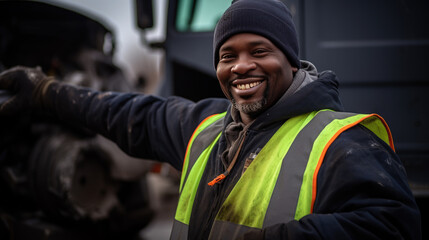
left=221, top=54, right=234, bottom=60
left=253, top=49, right=268, bottom=55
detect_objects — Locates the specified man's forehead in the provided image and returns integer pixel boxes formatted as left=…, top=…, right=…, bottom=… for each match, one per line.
left=219, top=33, right=273, bottom=52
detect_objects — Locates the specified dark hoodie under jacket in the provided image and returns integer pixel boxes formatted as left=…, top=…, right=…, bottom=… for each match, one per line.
left=45, top=62, right=421, bottom=240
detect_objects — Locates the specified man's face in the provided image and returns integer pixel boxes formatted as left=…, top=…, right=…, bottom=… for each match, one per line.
left=216, top=33, right=296, bottom=122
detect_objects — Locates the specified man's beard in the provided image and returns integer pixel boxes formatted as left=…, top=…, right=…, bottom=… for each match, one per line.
left=232, top=98, right=267, bottom=115
left=229, top=85, right=268, bottom=116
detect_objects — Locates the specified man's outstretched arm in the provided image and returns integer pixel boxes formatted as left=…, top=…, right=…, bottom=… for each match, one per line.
left=0, top=66, right=230, bottom=170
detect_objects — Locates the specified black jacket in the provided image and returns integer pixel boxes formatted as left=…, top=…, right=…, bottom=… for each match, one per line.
left=45, top=64, right=421, bottom=239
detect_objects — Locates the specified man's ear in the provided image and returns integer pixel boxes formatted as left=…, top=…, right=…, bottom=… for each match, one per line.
left=292, top=67, right=298, bottom=73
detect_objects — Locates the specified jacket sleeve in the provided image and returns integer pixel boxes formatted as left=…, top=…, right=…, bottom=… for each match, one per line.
left=240, top=125, right=421, bottom=240
left=44, top=82, right=230, bottom=170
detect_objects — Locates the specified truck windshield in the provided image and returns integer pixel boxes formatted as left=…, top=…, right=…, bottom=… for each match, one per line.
left=176, top=0, right=230, bottom=32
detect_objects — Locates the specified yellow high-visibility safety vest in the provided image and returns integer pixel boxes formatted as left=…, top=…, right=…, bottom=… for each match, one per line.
left=171, top=110, right=394, bottom=240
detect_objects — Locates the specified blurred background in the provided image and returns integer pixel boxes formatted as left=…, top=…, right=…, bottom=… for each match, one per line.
left=0, top=0, right=428, bottom=239
left=56, top=0, right=165, bottom=94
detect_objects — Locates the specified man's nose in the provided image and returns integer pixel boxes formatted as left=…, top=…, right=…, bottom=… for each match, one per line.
left=231, top=56, right=256, bottom=75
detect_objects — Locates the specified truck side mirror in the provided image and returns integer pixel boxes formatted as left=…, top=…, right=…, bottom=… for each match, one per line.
left=135, top=0, right=154, bottom=29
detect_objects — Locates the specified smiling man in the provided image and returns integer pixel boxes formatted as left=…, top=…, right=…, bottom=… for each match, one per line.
left=0, top=0, right=421, bottom=239
left=216, top=33, right=297, bottom=124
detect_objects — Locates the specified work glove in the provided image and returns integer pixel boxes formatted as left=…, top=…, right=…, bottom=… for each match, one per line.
left=0, top=66, right=56, bottom=116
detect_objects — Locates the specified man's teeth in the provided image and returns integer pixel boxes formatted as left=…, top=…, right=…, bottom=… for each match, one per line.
left=237, top=81, right=262, bottom=90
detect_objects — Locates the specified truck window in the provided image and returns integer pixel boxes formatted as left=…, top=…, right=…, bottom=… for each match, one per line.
left=176, top=0, right=230, bottom=32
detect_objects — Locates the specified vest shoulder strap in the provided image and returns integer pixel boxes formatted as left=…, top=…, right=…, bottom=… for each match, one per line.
left=175, top=112, right=226, bottom=227
left=295, top=110, right=394, bottom=219
left=180, top=112, right=226, bottom=191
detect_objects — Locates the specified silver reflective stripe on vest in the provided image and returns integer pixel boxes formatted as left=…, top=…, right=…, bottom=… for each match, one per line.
left=170, top=220, right=188, bottom=240
left=264, top=110, right=355, bottom=226
left=208, top=220, right=260, bottom=240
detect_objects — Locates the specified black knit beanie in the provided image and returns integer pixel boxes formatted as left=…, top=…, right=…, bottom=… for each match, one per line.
left=213, top=0, right=300, bottom=69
